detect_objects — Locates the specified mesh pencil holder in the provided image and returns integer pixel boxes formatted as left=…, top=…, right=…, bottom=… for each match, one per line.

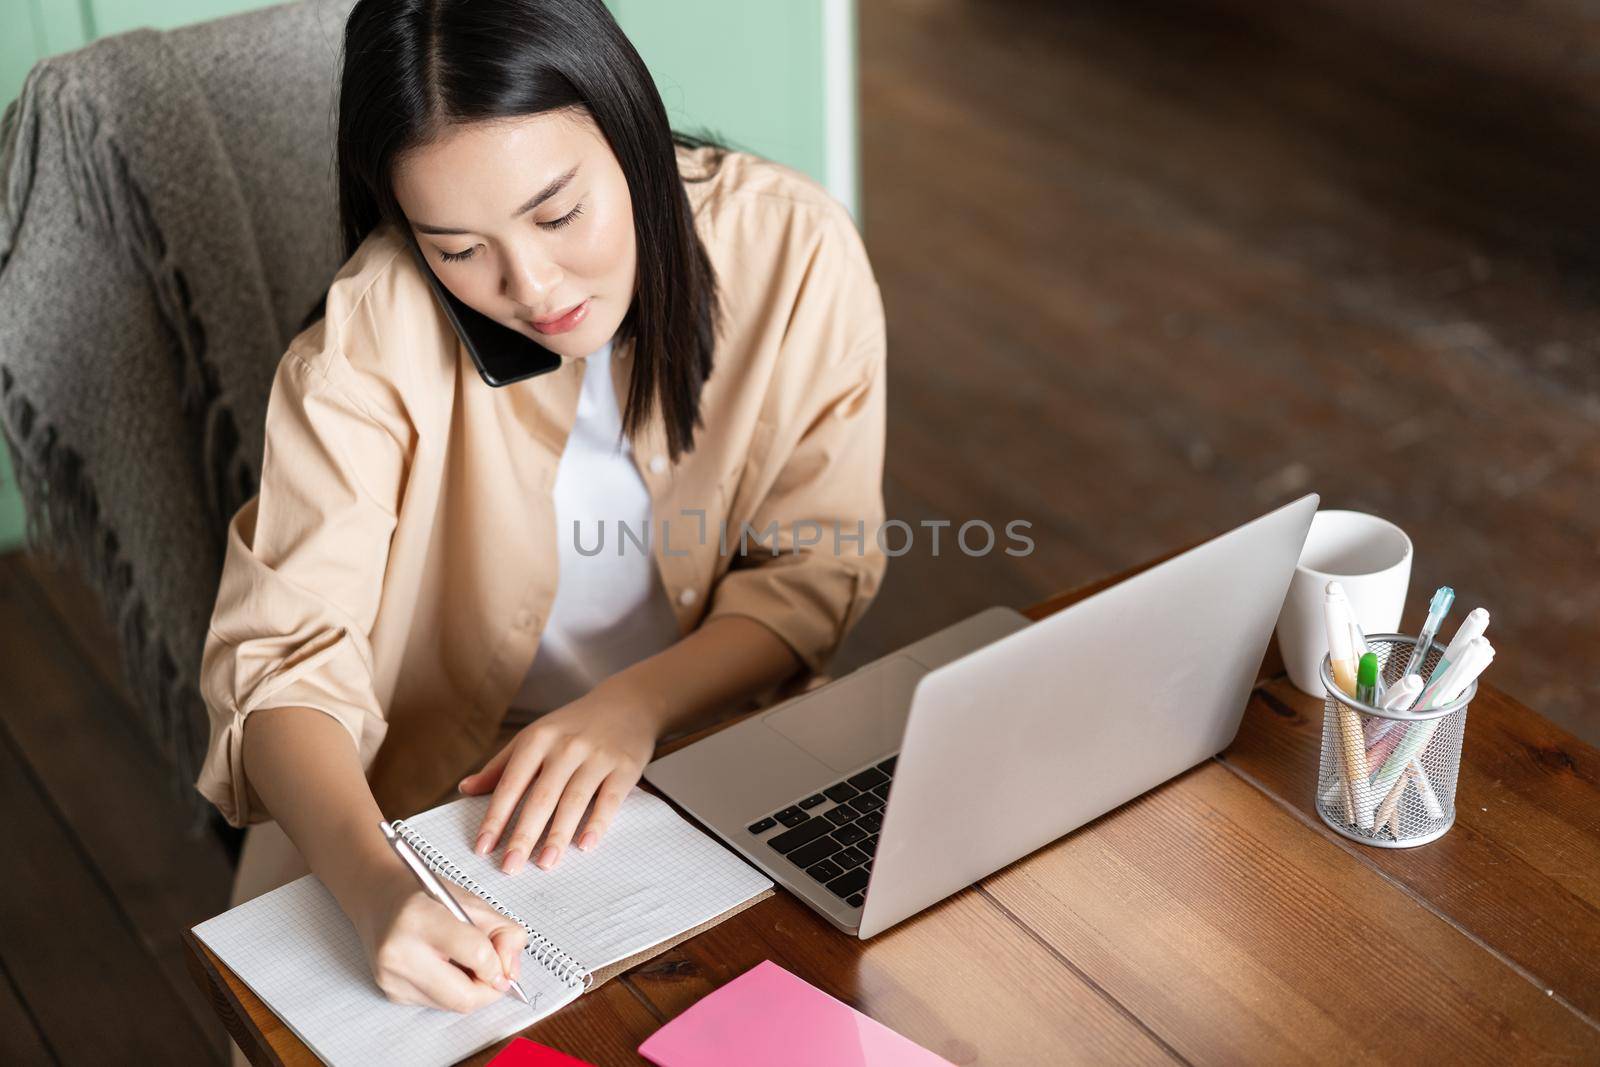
left=1315, top=634, right=1475, bottom=848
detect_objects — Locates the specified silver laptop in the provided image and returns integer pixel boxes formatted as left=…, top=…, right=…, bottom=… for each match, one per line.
left=644, top=494, right=1318, bottom=938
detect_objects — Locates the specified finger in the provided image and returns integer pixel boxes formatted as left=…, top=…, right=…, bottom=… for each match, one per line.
left=456, top=887, right=527, bottom=978
left=376, top=928, right=500, bottom=1014
left=409, top=953, right=504, bottom=1015
left=475, top=732, right=554, bottom=855
left=434, top=912, right=511, bottom=993
left=459, top=742, right=515, bottom=795
left=538, top=762, right=612, bottom=868
left=488, top=925, right=526, bottom=980
left=502, top=740, right=588, bottom=874
left=576, top=770, right=636, bottom=852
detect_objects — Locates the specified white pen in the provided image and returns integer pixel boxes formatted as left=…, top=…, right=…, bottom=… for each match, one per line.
left=1417, top=634, right=1494, bottom=710
left=1329, top=582, right=1384, bottom=701
left=1425, top=607, right=1490, bottom=688
left=1381, top=673, right=1424, bottom=712
left=1324, top=582, right=1360, bottom=697
left=1431, top=637, right=1494, bottom=708
left=1324, top=582, right=1373, bottom=827
left=379, top=821, right=531, bottom=1005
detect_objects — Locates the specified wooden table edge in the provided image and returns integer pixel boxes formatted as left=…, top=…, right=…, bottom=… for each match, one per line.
left=185, top=928, right=290, bottom=1067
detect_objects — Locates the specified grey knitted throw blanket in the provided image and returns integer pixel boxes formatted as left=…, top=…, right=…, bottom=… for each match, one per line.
left=0, top=0, right=354, bottom=814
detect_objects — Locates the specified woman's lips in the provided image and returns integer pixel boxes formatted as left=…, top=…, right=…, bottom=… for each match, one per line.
left=529, top=299, right=590, bottom=335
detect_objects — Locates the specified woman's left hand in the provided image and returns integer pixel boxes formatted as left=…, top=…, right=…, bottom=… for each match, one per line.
left=460, top=679, right=664, bottom=874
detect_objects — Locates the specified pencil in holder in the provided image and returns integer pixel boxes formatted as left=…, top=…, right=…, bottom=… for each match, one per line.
left=1315, top=634, right=1474, bottom=848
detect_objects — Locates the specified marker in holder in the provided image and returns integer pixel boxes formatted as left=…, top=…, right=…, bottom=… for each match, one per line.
left=1316, top=634, right=1475, bottom=848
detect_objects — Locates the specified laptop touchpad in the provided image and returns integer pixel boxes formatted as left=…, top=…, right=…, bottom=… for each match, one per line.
left=764, top=654, right=931, bottom=772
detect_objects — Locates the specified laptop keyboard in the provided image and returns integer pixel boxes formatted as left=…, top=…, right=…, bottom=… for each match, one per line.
left=745, top=755, right=896, bottom=910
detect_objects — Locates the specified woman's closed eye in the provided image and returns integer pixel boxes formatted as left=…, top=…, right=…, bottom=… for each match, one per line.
left=539, top=202, right=584, bottom=231
left=435, top=204, right=586, bottom=263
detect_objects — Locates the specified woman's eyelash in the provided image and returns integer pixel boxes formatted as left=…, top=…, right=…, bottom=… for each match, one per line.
left=436, top=204, right=583, bottom=262
left=540, top=203, right=584, bottom=231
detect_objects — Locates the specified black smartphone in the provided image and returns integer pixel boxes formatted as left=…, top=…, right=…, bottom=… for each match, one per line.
left=408, top=242, right=562, bottom=387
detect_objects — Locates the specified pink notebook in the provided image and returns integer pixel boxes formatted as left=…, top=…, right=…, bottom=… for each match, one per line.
left=637, top=960, right=954, bottom=1067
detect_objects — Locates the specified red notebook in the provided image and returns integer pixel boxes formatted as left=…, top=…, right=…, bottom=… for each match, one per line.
left=487, top=1037, right=595, bottom=1067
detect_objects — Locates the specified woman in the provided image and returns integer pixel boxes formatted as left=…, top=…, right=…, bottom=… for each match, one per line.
left=196, top=0, right=886, bottom=1016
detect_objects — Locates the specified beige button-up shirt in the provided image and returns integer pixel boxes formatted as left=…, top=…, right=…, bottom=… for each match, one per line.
left=196, top=148, right=888, bottom=826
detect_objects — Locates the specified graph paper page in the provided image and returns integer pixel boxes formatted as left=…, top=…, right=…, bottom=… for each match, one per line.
left=402, top=789, right=772, bottom=973
left=193, top=875, right=580, bottom=1067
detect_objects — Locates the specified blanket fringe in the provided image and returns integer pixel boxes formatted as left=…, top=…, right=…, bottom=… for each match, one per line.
left=2, top=366, right=215, bottom=835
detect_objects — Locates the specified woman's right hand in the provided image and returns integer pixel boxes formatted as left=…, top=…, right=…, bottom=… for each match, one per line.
left=350, top=865, right=528, bottom=1013
left=237, top=708, right=526, bottom=1012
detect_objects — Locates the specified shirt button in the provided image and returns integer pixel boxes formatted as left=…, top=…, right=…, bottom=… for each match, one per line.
left=649, top=455, right=668, bottom=475
left=677, top=588, right=697, bottom=607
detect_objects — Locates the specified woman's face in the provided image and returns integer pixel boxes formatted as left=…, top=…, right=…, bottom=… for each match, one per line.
left=392, top=109, right=637, bottom=362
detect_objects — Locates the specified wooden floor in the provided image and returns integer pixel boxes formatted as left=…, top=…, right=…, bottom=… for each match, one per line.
left=845, top=0, right=1600, bottom=747
left=3, top=1, right=1599, bottom=1062
left=0, top=553, right=235, bottom=1063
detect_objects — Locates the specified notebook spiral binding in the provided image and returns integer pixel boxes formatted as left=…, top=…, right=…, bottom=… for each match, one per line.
left=390, top=819, right=594, bottom=992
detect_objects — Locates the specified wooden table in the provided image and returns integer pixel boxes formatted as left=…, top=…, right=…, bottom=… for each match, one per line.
left=186, top=557, right=1600, bottom=1065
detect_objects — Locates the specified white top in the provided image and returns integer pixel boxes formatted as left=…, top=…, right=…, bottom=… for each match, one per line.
left=506, top=340, right=682, bottom=722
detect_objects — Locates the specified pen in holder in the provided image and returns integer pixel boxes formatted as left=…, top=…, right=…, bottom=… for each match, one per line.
left=1316, top=634, right=1475, bottom=848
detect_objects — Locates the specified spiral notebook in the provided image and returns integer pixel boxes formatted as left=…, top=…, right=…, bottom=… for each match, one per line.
left=193, top=790, right=773, bottom=1066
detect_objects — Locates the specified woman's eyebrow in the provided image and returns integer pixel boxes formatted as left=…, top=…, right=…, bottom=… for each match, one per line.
left=413, top=165, right=581, bottom=235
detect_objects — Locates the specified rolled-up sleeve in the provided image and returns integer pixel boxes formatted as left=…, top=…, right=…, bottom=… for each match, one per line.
left=703, top=212, right=889, bottom=675
left=196, top=331, right=406, bottom=826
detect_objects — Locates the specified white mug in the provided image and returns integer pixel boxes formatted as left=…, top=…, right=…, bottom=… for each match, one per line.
left=1276, top=510, right=1413, bottom=696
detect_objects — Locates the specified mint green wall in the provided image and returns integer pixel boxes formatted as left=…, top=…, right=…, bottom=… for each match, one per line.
left=609, top=0, right=826, bottom=187
left=0, top=3, right=48, bottom=540
left=0, top=449, right=23, bottom=547
left=0, top=0, right=854, bottom=553
left=86, top=0, right=276, bottom=35
left=2, top=0, right=90, bottom=102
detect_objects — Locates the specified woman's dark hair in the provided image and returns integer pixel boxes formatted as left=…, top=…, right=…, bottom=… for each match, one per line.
left=332, top=0, right=723, bottom=461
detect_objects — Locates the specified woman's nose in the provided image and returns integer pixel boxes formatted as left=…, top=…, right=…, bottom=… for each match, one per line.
left=503, top=249, right=563, bottom=309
